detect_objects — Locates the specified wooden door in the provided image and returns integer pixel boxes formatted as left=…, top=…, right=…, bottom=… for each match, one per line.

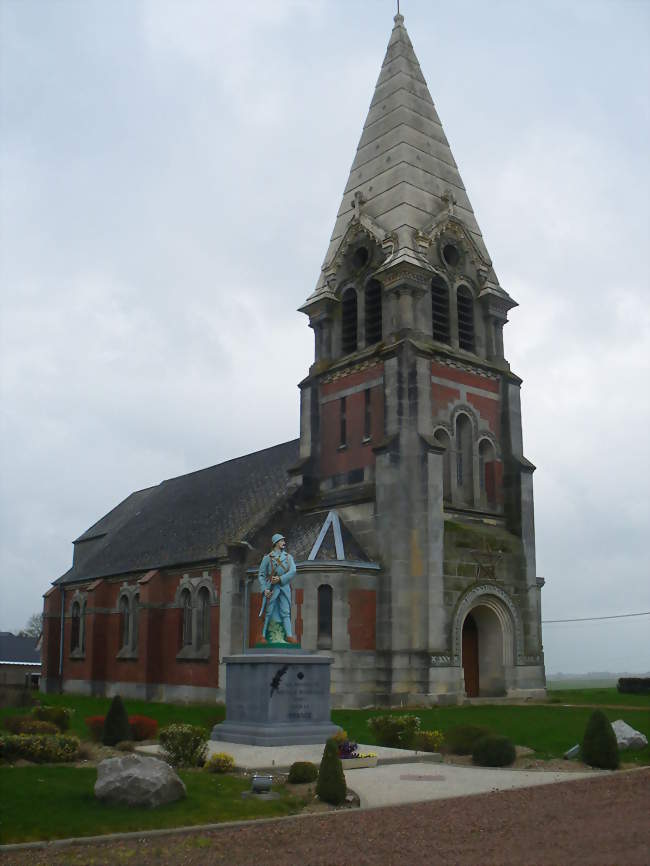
left=462, top=614, right=479, bottom=697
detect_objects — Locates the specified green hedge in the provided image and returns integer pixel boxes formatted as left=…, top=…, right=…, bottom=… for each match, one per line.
left=0, top=733, right=80, bottom=763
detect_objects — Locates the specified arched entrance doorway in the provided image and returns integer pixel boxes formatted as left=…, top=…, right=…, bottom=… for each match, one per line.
left=461, top=604, right=507, bottom=697
left=462, top=614, right=479, bottom=696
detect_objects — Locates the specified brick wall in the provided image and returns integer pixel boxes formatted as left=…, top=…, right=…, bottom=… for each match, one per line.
left=56, top=566, right=221, bottom=691
left=348, top=589, right=376, bottom=650
left=320, top=365, right=384, bottom=477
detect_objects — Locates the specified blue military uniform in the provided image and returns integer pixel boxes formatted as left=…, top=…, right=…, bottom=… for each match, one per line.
left=258, top=541, right=296, bottom=640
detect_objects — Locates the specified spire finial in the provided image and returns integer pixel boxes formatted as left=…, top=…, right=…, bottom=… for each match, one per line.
left=394, top=1, right=404, bottom=25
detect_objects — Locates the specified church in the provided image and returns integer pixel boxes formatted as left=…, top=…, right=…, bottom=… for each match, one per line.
left=41, top=13, right=546, bottom=707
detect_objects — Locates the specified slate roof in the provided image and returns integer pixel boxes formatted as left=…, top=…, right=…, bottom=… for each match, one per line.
left=310, top=13, right=491, bottom=296
left=284, top=510, right=375, bottom=565
left=0, top=632, right=41, bottom=665
left=57, top=439, right=300, bottom=585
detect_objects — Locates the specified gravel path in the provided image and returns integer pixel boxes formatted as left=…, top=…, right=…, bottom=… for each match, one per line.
left=2, top=769, right=648, bottom=866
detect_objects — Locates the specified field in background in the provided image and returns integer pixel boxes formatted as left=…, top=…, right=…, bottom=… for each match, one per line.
left=547, top=678, right=618, bottom=689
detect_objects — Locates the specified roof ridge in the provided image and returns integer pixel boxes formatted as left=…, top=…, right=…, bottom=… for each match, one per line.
left=160, top=438, right=299, bottom=485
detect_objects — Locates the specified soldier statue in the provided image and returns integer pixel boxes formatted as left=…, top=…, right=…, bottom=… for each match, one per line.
left=257, top=533, right=298, bottom=644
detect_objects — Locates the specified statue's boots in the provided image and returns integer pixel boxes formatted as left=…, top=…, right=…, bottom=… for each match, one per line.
left=285, top=636, right=299, bottom=644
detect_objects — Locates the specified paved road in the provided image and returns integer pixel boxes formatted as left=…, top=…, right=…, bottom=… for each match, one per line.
left=2, top=769, right=648, bottom=866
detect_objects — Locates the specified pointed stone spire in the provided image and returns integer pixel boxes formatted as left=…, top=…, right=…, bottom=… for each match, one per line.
left=308, top=13, right=491, bottom=298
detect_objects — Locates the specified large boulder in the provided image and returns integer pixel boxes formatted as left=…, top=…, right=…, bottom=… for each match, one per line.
left=95, top=754, right=186, bottom=808
left=611, top=719, right=648, bottom=751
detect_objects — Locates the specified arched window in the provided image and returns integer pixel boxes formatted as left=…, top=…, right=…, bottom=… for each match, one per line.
left=456, top=414, right=474, bottom=506
left=71, top=601, right=81, bottom=652
left=365, top=280, right=382, bottom=346
left=131, top=594, right=139, bottom=651
left=341, top=288, right=358, bottom=354
left=431, top=277, right=450, bottom=344
left=80, top=601, right=86, bottom=653
left=457, top=285, right=475, bottom=352
left=119, top=595, right=130, bottom=650
left=479, top=439, right=497, bottom=509
left=433, top=428, right=452, bottom=502
left=317, top=584, right=333, bottom=647
left=197, top=587, right=210, bottom=647
left=181, top=589, right=193, bottom=647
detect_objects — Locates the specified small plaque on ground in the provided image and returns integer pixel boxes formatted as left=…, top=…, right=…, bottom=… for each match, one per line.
left=399, top=774, right=445, bottom=782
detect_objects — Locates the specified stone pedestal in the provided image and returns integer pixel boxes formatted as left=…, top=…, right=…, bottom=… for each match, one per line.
left=211, top=653, right=341, bottom=745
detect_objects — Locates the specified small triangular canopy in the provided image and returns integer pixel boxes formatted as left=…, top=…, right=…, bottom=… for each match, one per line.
left=280, top=510, right=375, bottom=566
left=309, top=13, right=491, bottom=298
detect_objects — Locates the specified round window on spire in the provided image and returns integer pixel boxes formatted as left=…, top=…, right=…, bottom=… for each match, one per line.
left=442, top=243, right=460, bottom=268
left=352, top=246, right=369, bottom=270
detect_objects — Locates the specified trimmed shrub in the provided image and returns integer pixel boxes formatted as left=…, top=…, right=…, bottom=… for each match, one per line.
left=413, top=729, right=444, bottom=753
left=205, top=752, right=235, bottom=774
left=159, top=723, right=208, bottom=767
left=31, top=706, right=72, bottom=732
left=128, top=715, right=158, bottom=741
left=0, top=733, right=80, bottom=763
left=617, top=677, right=650, bottom=695
left=472, top=734, right=516, bottom=767
left=367, top=714, right=421, bottom=748
left=288, top=761, right=318, bottom=783
left=102, top=695, right=131, bottom=746
left=445, top=724, right=492, bottom=755
left=2, top=715, right=27, bottom=734
left=4, top=717, right=58, bottom=736
left=316, top=739, right=346, bottom=806
left=85, top=716, right=106, bottom=741
left=581, top=710, right=619, bottom=770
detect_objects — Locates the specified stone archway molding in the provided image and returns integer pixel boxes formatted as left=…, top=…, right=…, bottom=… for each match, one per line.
left=451, top=583, right=524, bottom=666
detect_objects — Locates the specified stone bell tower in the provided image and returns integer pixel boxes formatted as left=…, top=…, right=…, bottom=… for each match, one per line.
left=296, top=13, right=545, bottom=704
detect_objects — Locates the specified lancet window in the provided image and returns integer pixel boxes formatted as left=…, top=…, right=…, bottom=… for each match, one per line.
left=457, top=286, right=475, bottom=352
left=431, top=277, right=451, bottom=344
left=317, top=584, right=333, bottom=648
left=365, top=279, right=382, bottom=346
left=341, top=289, right=358, bottom=354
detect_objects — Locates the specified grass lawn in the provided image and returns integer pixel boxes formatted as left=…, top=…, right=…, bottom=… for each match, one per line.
left=332, top=702, right=650, bottom=765
left=0, top=693, right=226, bottom=741
left=0, top=766, right=302, bottom=844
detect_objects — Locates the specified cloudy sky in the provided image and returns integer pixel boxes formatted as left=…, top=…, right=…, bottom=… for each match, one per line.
left=1, top=0, right=648, bottom=674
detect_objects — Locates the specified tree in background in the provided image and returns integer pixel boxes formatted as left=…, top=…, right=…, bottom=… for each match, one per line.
left=19, top=612, right=43, bottom=638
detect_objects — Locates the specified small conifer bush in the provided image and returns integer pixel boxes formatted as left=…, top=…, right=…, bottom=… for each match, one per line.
left=472, top=734, right=516, bottom=767
left=581, top=710, right=619, bottom=770
left=102, top=695, right=131, bottom=746
left=316, top=739, right=346, bottom=805
left=288, top=761, right=318, bottom=783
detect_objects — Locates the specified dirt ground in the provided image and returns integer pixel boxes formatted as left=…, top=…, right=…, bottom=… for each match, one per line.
left=2, top=768, right=648, bottom=866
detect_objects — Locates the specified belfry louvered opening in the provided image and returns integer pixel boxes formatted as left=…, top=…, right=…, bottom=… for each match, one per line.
left=457, top=285, right=475, bottom=352
left=341, top=288, right=358, bottom=354
left=365, top=279, right=382, bottom=346
left=431, top=277, right=450, bottom=344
